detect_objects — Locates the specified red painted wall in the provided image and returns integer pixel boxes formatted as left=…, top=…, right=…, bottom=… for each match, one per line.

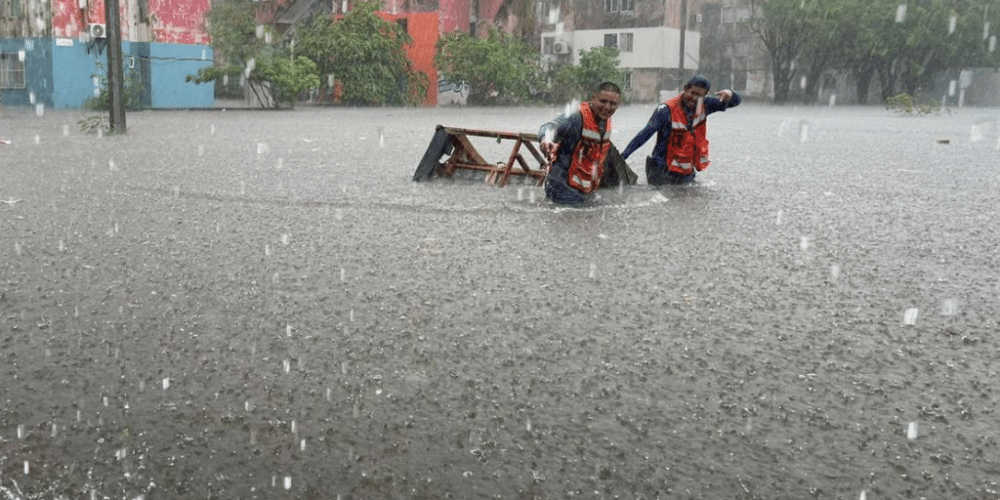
left=379, top=11, right=439, bottom=105
left=50, top=0, right=209, bottom=44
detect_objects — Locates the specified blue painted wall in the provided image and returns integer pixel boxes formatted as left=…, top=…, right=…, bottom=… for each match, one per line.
left=2, top=37, right=213, bottom=109
left=148, top=43, right=214, bottom=108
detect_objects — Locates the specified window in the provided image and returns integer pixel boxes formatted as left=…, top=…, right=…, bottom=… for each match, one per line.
left=0, top=52, right=26, bottom=90
left=137, top=0, right=148, bottom=22
left=606, top=0, right=632, bottom=13
left=604, top=33, right=618, bottom=48
left=619, top=32, right=633, bottom=52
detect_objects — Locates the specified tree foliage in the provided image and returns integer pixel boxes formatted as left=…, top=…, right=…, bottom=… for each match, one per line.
left=295, top=0, right=428, bottom=106
left=435, top=27, right=542, bottom=105
left=548, top=46, right=624, bottom=103
left=751, top=0, right=1000, bottom=104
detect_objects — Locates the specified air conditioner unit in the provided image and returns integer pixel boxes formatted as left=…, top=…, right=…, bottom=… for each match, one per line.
left=553, top=40, right=571, bottom=54
left=88, top=23, right=107, bottom=39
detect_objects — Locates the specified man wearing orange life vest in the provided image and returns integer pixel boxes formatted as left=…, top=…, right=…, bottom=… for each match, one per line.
left=538, top=81, right=622, bottom=206
left=621, top=76, right=740, bottom=185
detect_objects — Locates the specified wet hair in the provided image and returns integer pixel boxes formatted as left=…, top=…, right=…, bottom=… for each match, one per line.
left=595, top=81, right=622, bottom=95
left=685, top=75, right=711, bottom=91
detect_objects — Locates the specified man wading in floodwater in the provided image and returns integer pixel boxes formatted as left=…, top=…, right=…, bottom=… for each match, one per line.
left=538, top=81, right=622, bottom=207
left=621, top=75, right=741, bottom=185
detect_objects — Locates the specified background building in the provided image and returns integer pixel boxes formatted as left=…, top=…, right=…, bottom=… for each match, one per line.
left=1, top=0, right=214, bottom=109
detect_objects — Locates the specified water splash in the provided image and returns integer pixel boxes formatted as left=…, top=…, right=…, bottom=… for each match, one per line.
left=906, top=421, right=918, bottom=440
left=903, top=308, right=919, bottom=326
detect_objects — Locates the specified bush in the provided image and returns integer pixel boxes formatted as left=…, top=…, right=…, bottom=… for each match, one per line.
left=885, top=93, right=940, bottom=116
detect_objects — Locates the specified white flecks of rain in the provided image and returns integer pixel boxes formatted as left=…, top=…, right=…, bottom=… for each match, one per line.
left=265, top=244, right=271, bottom=257
left=896, top=4, right=907, bottom=23
left=799, top=121, right=810, bottom=142
left=903, top=307, right=919, bottom=326
left=277, top=157, right=284, bottom=169
left=17, top=424, right=25, bottom=439
left=829, top=94, right=837, bottom=107
left=859, top=490, right=867, bottom=500
left=349, top=309, right=355, bottom=322
left=907, top=421, right=919, bottom=440
left=286, top=324, right=293, bottom=336
left=588, top=262, right=597, bottom=279
left=109, top=159, right=117, bottom=172
left=799, top=236, right=810, bottom=251
left=970, top=125, right=983, bottom=143
left=281, top=234, right=290, bottom=245
left=949, top=15, right=957, bottom=35
left=239, top=180, right=247, bottom=197
left=829, top=264, right=841, bottom=281
left=63, top=124, right=70, bottom=136
left=340, top=268, right=346, bottom=282
left=378, top=126, right=385, bottom=148
left=941, top=298, right=958, bottom=317
left=283, top=360, right=291, bottom=373
left=33, top=134, right=40, bottom=144
left=257, top=143, right=269, bottom=155
left=775, top=210, right=783, bottom=225
left=162, top=378, right=170, bottom=390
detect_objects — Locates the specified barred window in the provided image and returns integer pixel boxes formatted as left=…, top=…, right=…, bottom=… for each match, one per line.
left=604, top=33, right=618, bottom=48
left=1, top=52, right=26, bottom=90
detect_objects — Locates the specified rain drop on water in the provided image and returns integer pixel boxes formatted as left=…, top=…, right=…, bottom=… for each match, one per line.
left=162, top=378, right=170, bottom=390
left=903, top=308, right=919, bottom=326
left=906, top=421, right=919, bottom=440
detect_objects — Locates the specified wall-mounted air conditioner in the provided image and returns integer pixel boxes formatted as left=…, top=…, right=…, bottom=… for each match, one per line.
left=88, top=23, right=107, bottom=39
left=553, top=40, right=571, bottom=54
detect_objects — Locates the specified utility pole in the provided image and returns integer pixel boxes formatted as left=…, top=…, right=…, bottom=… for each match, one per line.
left=105, top=0, right=126, bottom=132
left=678, top=0, right=687, bottom=90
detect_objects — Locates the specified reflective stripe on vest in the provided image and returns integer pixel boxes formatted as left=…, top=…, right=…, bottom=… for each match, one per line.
left=566, top=103, right=612, bottom=194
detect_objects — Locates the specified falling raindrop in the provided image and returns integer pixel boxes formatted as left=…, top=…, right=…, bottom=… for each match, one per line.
left=349, top=309, right=354, bottom=322
left=239, top=181, right=247, bottom=196
left=970, top=125, right=983, bottom=143
left=23, top=461, right=29, bottom=475
left=340, top=268, right=346, bottom=282
left=58, top=240, right=65, bottom=252
left=903, top=308, right=919, bottom=326
left=895, top=4, right=907, bottom=23
left=284, top=476, right=292, bottom=490
left=948, top=15, right=957, bottom=34
left=265, top=245, right=271, bottom=257
left=246, top=400, right=253, bottom=412
left=35, top=104, right=44, bottom=117
left=109, top=159, right=117, bottom=171
left=828, top=94, right=836, bottom=107
left=250, top=428, right=257, bottom=445
left=775, top=210, right=783, bottom=225
left=276, top=158, right=284, bottom=169
left=859, top=490, right=867, bottom=500
left=14, top=242, right=22, bottom=256
left=34, top=134, right=40, bottom=144
left=799, top=122, right=810, bottom=142
left=51, top=423, right=58, bottom=438
left=517, top=187, right=524, bottom=201
left=283, top=360, right=291, bottom=373
left=257, top=143, right=269, bottom=155
left=941, top=298, right=958, bottom=317
left=162, top=378, right=170, bottom=390
left=281, top=234, right=290, bottom=245
left=588, top=263, right=597, bottom=279
left=210, top=124, right=216, bottom=135
left=17, top=424, right=25, bottom=439
left=286, top=324, right=292, bottom=336
left=300, top=439, right=306, bottom=451
left=291, top=420, right=297, bottom=434
left=326, top=387, right=332, bottom=401
left=173, top=186, right=180, bottom=199
left=526, top=418, right=532, bottom=432
left=63, top=124, right=70, bottom=136
left=829, top=264, right=840, bottom=281
left=529, top=189, right=536, bottom=203
left=378, top=126, right=385, bottom=148
left=948, top=80, right=957, bottom=97
left=906, top=421, right=919, bottom=440
left=341, top=361, right=348, bottom=375
left=799, top=236, right=810, bottom=250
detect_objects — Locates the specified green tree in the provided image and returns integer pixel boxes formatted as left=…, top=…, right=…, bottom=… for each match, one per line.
left=296, top=0, right=427, bottom=105
left=435, top=26, right=541, bottom=105
left=253, top=54, right=321, bottom=107
left=549, top=46, right=623, bottom=104
left=748, top=0, right=814, bottom=104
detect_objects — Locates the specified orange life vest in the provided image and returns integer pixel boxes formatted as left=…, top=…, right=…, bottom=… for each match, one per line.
left=664, top=95, right=710, bottom=175
left=566, top=103, right=612, bottom=194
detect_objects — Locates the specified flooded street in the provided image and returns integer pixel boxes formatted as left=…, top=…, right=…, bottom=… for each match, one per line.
left=1, top=103, right=999, bottom=499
